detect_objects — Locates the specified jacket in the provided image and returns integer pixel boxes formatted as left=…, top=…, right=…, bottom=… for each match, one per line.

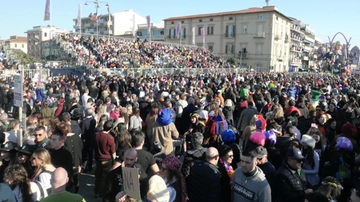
left=189, top=160, right=221, bottom=202
left=237, top=107, right=257, bottom=132
left=149, top=121, right=179, bottom=155
left=232, top=167, right=271, bottom=202
left=275, top=162, right=310, bottom=202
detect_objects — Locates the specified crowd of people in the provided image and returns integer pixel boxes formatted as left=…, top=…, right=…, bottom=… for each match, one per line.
left=0, top=35, right=360, bottom=202
left=57, top=33, right=229, bottom=69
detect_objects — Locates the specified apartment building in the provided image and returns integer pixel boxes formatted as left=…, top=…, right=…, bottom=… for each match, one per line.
left=4, top=36, right=28, bottom=54
left=164, top=6, right=292, bottom=72
left=75, top=9, right=147, bottom=36
left=136, top=22, right=165, bottom=41
left=26, top=26, right=66, bottom=58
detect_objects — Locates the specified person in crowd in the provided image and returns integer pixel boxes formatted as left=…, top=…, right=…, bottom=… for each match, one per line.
left=92, top=119, right=116, bottom=198
left=16, top=144, right=34, bottom=177
left=30, top=148, right=56, bottom=194
left=275, top=148, right=313, bottom=202
left=0, top=182, right=16, bottom=201
left=29, top=126, right=49, bottom=152
left=300, top=135, right=320, bottom=186
left=188, top=147, right=221, bottom=202
left=231, top=148, right=271, bottom=202
left=80, top=107, right=96, bottom=172
left=218, top=145, right=234, bottom=202
left=0, top=141, right=17, bottom=183
left=40, top=167, right=86, bottom=202
left=314, top=176, right=342, bottom=202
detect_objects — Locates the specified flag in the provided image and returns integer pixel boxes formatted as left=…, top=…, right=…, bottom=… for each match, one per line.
left=176, top=22, right=181, bottom=39
left=192, top=27, right=195, bottom=45
left=90, top=13, right=101, bottom=22
left=74, top=3, right=81, bottom=30
left=201, top=27, right=205, bottom=43
left=146, top=15, right=151, bottom=33
left=107, top=6, right=111, bottom=26
left=132, top=14, right=136, bottom=37
left=44, top=0, right=50, bottom=21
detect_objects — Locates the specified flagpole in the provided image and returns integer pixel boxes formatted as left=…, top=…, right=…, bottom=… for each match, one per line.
left=50, top=0, right=53, bottom=61
left=79, top=3, right=82, bottom=38
left=149, top=26, right=152, bottom=44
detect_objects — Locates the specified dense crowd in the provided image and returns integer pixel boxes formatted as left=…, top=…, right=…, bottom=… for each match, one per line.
left=57, top=33, right=229, bottom=69
left=1, top=35, right=360, bottom=202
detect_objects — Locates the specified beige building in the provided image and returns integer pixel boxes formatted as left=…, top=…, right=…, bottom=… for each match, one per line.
left=164, top=6, right=292, bottom=72
left=4, top=36, right=28, bottom=54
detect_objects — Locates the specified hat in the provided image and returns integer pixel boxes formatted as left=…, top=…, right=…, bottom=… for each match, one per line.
left=286, top=148, right=305, bottom=161
left=264, top=130, right=277, bottom=145
left=162, top=156, right=181, bottom=171
left=221, top=129, right=236, bottom=143
left=147, top=175, right=170, bottom=202
left=157, top=108, right=172, bottom=125
left=249, top=131, right=266, bottom=146
left=254, top=146, right=268, bottom=158
left=335, top=137, right=353, bottom=151
left=15, top=144, right=33, bottom=156
left=301, top=135, right=316, bottom=149
left=0, top=141, right=18, bottom=152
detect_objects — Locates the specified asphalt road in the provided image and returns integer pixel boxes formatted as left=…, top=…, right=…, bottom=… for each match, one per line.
left=78, top=170, right=99, bottom=202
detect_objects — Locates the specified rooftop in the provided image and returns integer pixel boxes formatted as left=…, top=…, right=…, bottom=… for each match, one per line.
left=5, top=36, right=27, bottom=42
left=163, top=6, right=291, bottom=21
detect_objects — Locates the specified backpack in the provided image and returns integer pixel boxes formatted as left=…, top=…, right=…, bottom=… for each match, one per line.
left=335, top=155, right=351, bottom=181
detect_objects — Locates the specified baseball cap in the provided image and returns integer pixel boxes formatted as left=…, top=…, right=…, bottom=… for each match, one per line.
left=254, top=146, right=268, bottom=158
left=286, top=148, right=305, bottom=161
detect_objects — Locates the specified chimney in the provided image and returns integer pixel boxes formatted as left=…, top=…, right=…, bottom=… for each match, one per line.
left=263, top=6, right=277, bottom=11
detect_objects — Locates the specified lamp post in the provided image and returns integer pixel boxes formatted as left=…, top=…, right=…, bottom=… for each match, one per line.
left=84, top=0, right=109, bottom=38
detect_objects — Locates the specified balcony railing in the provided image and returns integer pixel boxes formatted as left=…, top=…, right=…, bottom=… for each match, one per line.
left=253, top=32, right=266, bottom=38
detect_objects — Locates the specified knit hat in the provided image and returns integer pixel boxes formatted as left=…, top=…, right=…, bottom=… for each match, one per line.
left=157, top=108, right=172, bottom=125
left=249, top=131, right=266, bottom=146
left=147, top=175, right=170, bottom=202
left=335, top=137, right=353, bottom=151
left=264, top=130, right=277, bottom=145
left=162, top=156, right=181, bottom=171
left=301, top=135, right=316, bottom=149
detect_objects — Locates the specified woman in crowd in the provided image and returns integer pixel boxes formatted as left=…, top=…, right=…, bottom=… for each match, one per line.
left=301, top=135, right=320, bottom=186
left=113, top=122, right=132, bottom=161
left=30, top=148, right=56, bottom=194
left=0, top=141, right=18, bottom=183
left=314, top=176, right=342, bottom=202
left=129, top=107, right=143, bottom=132
left=217, top=145, right=234, bottom=202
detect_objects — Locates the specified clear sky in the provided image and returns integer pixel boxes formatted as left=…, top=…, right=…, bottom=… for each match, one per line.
left=2, top=0, right=359, bottom=48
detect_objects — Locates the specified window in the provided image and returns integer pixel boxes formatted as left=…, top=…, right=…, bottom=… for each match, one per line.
left=181, top=28, right=186, bottom=38
left=229, top=17, right=233, bottom=20
left=198, top=27, right=203, bottom=35
left=258, top=15, right=264, bottom=19
left=210, top=18, right=213, bottom=21
left=225, top=44, right=234, bottom=54
left=257, top=24, right=264, bottom=34
left=14, top=44, right=17, bottom=48
left=256, top=44, right=263, bottom=54
left=226, top=25, right=235, bottom=37
left=171, top=22, right=174, bottom=24
left=208, top=45, right=213, bottom=52
left=181, top=21, right=184, bottom=23
left=22, top=44, right=24, bottom=48
left=242, top=25, right=247, bottom=34
left=207, top=26, right=214, bottom=35
left=199, top=19, right=202, bottom=22
left=44, top=32, right=47, bottom=37
left=168, top=28, right=175, bottom=39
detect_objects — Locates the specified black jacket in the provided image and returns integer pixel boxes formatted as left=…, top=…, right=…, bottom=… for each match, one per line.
left=65, top=133, right=83, bottom=167
left=189, top=160, right=221, bottom=202
left=275, top=162, right=311, bottom=202
left=181, top=147, right=206, bottom=180
left=50, top=146, right=74, bottom=178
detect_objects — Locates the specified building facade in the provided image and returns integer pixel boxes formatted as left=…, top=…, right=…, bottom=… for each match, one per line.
left=75, top=9, right=147, bottom=36
left=164, top=6, right=292, bottom=72
left=4, top=36, right=28, bottom=54
left=26, top=26, right=66, bottom=58
left=136, top=22, right=165, bottom=41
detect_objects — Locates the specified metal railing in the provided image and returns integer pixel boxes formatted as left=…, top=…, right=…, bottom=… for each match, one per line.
left=0, top=69, right=51, bottom=81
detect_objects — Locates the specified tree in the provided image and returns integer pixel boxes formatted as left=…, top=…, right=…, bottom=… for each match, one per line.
left=227, top=57, right=241, bottom=66
left=12, top=50, right=35, bottom=64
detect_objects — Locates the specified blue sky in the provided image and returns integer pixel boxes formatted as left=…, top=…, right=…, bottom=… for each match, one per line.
left=1, top=0, right=359, bottom=48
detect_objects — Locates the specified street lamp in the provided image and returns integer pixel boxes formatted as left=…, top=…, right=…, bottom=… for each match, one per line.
left=84, top=0, right=109, bottom=38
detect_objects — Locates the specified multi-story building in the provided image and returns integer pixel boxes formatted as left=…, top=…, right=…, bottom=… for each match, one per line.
left=4, top=36, right=28, bottom=54
left=136, top=22, right=165, bottom=41
left=164, top=6, right=292, bottom=72
left=75, top=9, right=147, bottom=36
left=25, top=26, right=66, bottom=58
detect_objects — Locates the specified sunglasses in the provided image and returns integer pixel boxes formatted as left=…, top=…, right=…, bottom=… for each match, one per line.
left=291, top=158, right=303, bottom=163
left=34, top=133, right=42, bottom=137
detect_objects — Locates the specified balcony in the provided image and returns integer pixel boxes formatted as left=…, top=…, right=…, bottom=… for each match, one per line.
left=253, top=32, right=266, bottom=38
left=225, top=32, right=235, bottom=38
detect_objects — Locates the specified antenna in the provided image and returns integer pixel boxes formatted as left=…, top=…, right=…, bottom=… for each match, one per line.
left=265, top=0, right=269, bottom=6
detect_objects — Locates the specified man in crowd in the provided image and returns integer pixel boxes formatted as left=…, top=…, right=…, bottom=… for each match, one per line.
left=29, top=126, right=49, bottom=151
left=93, top=119, right=116, bottom=198
left=276, top=148, right=313, bottom=202
left=232, top=148, right=271, bottom=202
left=81, top=107, right=96, bottom=172
left=40, top=167, right=86, bottom=202
left=189, top=147, right=221, bottom=202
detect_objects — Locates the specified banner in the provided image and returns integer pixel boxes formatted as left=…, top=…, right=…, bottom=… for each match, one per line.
left=192, top=27, right=195, bottom=45
left=44, top=0, right=50, bottom=21
left=176, top=22, right=181, bottom=39
left=146, top=15, right=151, bottom=33
left=201, top=27, right=205, bottom=43
left=74, top=3, right=81, bottom=30
left=107, top=6, right=111, bottom=26
left=132, top=14, right=136, bottom=36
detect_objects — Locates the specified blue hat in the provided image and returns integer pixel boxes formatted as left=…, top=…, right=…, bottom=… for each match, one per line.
left=221, top=129, right=236, bottom=143
left=286, top=148, right=305, bottom=161
left=157, top=108, right=172, bottom=125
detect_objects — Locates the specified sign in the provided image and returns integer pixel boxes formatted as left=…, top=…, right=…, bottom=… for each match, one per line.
left=122, top=167, right=141, bottom=200
left=13, top=74, right=23, bottom=107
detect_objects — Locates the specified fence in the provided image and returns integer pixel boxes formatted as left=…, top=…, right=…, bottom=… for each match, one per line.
left=0, top=69, right=51, bottom=82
